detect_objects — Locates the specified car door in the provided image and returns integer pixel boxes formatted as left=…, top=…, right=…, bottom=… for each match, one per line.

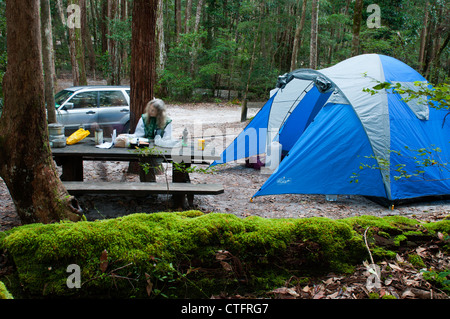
left=57, top=90, right=99, bottom=134
left=97, top=90, right=130, bottom=135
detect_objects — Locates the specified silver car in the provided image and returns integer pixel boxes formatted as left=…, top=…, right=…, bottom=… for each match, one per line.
left=54, top=86, right=130, bottom=136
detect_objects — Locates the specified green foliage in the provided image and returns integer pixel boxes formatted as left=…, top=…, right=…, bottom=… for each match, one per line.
left=0, top=281, right=13, bottom=299
left=421, top=269, right=450, bottom=293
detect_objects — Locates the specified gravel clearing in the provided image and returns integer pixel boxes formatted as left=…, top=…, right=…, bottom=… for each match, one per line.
left=1, top=103, right=449, bottom=231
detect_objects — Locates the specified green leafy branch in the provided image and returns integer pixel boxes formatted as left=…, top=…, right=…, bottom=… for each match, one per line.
left=351, top=145, right=449, bottom=183
left=362, top=80, right=450, bottom=111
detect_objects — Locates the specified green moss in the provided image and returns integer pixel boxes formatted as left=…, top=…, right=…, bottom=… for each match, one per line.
left=394, top=234, right=407, bottom=246
left=1, top=212, right=448, bottom=298
left=407, top=254, right=425, bottom=268
left=377, top=231, right=391, bottom=239
left=371, top=246, right=397, bottom=260
left=369, top=292, right=380, bottom=299
left=0, top=281, right=13, bottom=299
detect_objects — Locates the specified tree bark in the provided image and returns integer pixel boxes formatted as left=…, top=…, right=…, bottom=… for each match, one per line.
left=101, top=0, right=108, bottom=53
left=351, top=0, right=363, bottom=57
left=175, top=0, right=182, bottom=42
left=290, top=0, right=307, bottom=72
left=418, top=2, right=430, bottom=68
left=81, top=0, right=96, bottom=76
left=107, top=0, right=121, bottom=85
left=309, top=0, right=319, bottom=69
left=0, top=0, right=82, bottom=225
left=189, top=0, right=204, bottom=74
left=130, top=0, right=157, bottom=132
left=67, top=0, right=87, bottom=86
left=157, top=0, right=166, bottom=75
left=185, top=0, right=192, bottom=33
left=430, top=32, right=450, bottom=83
left=241, top=4, right=263, bottom=122
left=40, top=0, right=57, bottom=123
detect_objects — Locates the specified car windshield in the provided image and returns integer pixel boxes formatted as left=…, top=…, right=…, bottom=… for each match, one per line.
left=55, top=90, right=74, bottom=108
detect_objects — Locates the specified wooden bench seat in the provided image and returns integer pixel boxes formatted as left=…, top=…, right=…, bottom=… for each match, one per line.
left=63, top=181, right=224, bottom=196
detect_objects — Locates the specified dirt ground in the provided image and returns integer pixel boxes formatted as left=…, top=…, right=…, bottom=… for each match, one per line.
left=1, top=102, right=449, bottom=232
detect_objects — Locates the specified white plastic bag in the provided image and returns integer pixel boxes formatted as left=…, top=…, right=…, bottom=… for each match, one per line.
left=154, top=135, right=181, bottom=148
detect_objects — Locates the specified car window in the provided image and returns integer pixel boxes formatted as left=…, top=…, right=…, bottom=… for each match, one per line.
left=99, top=91, right=127, bottom=107
left=125, top=90, right=130, bottom=97
left=68, top=91, right=98, bottom=109
left=55, top=90, right=74, bottom=108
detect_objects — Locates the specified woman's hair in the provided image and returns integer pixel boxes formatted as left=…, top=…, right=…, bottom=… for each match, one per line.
left=145, top=98, right=167, bottom=129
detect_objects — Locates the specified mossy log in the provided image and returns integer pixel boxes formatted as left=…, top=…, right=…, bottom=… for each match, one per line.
left=0, top=212, right=448, bottom=298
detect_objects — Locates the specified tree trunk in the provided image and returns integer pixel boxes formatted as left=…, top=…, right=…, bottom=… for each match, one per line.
left=190, top=0, right=204, bottom=74
left=0, top=0, right=82, bottom=225
left=418, top=2, right=430, bottom=68
left=290, top=0, right=307, bottom=72
left=88, top=0, right=98, bottom=53
left=81, top=0, right=96, bottom=76
left=130, top=0, right=157, bottom=132
left=157, top=0, right=166, bottom=75
left=430, top=32, right=450, bottom=83
left=185, top=0, right=192, bottom=33
left=40, top=0, right=57, bottom=124
left=351, top=0, right=363, bottom=57
left=175, top=0, right=182, bottom=42
left=121, top=0, right=129, bottom=79
left=67, top=0, right=87, bottom=86
left=241, top=4, right=263, bottom=122
left=107, top=0, right=120, bottom=85
left=100, top=0, right=108, bottom=53
left=309, top=0, right=319, bottom=69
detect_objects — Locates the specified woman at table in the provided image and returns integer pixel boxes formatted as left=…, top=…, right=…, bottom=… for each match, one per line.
left=134, top=98, right=172, bottom=139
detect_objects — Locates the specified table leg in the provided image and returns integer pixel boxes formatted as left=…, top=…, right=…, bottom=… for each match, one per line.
left=138, top=157, right=158, bottom=182
left=56, top=156, right=83, bottom=181
left=172, top=162, right=192, bottom=209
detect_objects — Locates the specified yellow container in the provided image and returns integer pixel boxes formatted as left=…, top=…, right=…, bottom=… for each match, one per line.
left=198, top=139, right=205, bottom=151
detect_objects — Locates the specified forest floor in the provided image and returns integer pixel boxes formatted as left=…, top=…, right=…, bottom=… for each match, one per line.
left=0, top=92, right=449, bottom=299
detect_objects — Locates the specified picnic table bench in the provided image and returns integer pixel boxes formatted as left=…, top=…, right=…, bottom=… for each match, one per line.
left=52, top=138, right=223, bottom=208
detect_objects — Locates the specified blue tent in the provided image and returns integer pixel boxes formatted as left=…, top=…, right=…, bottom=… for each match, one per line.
left=212, top=54, right=450, bottom=205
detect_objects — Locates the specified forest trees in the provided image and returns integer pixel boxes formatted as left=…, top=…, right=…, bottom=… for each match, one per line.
left=0, top=0, right=449, bottom=104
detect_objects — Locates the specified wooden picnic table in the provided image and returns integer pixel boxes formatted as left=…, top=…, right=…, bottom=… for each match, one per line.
left=52, top=138, right=223, bottom=208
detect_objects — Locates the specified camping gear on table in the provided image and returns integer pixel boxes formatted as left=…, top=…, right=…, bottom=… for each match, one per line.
left=48, top=123, right=66, bottom=148
left=211, top=54, right=450, bottom=206
left=95, top=129, right=103, bottom=145
left=66, top=128, right=90, bottom=145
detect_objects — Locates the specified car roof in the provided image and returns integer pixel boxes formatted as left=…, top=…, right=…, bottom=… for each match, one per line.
left=65, top=85, right=130, bottom=92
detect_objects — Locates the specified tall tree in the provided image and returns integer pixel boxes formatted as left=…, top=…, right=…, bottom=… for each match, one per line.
left=290, top=0, right=308, bottom=72
left=81, top=0, right=96, bottom=75
left=351, top=0, right=364, bottom=57
left=130, top=0, right=157, bottom=132
left=107, top=0, right=120, bottom=84
left=185, top=0, right=192, bottom=33
left=309, top=0, right=319, bottom=69
left=175, top=0, right=182, bottom=42
left=157, top=0, right=166, bottom=75
left=418, top=1, right=430, bottom=69
left=0, top=0, right=82, bottom=224
left=241, top=3, right=264, bottom=122
left=189, top=0, right=204, bottom=74
left=41, top=0, right=57, bottom=123
left=67, top=0, right=87, bottom=86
